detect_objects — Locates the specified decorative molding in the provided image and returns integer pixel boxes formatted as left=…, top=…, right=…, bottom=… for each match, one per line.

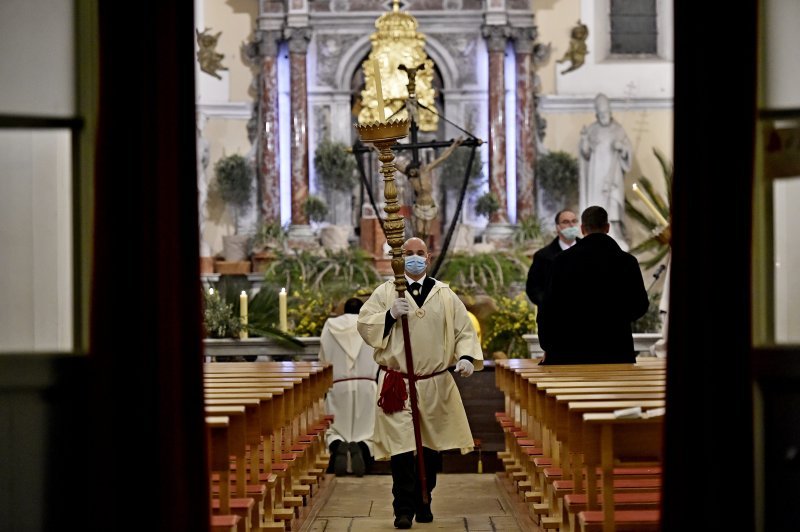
left=197, top=102, right=252, bottom=119
left=540, top=95, right=673, bottom=113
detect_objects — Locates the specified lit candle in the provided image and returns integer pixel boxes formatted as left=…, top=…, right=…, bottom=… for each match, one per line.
left=208, top=287, right=214, bottom=296
left=279, top=287, right=288, bottom=333
left=632, top=182, right=669, bottom=227
left=239, top=290, right=248, bottom=340
left=372, top=59, right=386, bottom=122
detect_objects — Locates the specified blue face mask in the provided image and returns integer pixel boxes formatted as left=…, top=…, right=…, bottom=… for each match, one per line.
left=560, top=226, right=581, bottom=241
left=404, top=255, right=427, bottom=275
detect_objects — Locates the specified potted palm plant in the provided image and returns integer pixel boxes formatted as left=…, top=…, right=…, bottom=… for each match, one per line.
left=214, top=153, right=253, bottom=273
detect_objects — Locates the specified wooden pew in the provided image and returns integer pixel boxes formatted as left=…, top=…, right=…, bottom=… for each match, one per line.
left=203, top=362, right=334, bottom=530
left=205, top=398, right=277, bottom=531
left=207, top=416, right=244, bottom=532
left=204, top=377, right=324, bottom=501
left=204, top=389, right=296, bottom=528
left=578, top=412, right=664, bottom=532
left=493, top=362, right=665, bottom=530
left=542, top=399, right=664, bottom=530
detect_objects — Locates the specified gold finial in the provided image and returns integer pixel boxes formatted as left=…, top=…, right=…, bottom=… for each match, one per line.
left=358, top=1, right=438, bottom=131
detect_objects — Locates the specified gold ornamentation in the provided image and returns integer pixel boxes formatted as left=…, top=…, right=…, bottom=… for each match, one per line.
left=556, top=20, right=589, bottom=75
left=358, top=0, right=438, bottom=131
left=196, top=28, right=228, bottom=80
left=415, top=309, right=426, bottom=318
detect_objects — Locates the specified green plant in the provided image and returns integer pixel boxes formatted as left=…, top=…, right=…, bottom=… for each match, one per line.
left=214, top=153, right=253, bottom=232
left=202, top=277, right=303, bottom=347
left=625, top=147, right=672, bottom=269
left=202, top=288, right=241, bottom=338
left=439, top=145, right=484, bottom=192
left=314, top=139, right=358, bottom=192
left=537, top=150, right=579, bottom=210
left=482, top=294, right=537, bottom=358
left=437, top=250, right=530, bottom=298
left=303, top=194, right=329, bottom=223
left=475, top=192, right=500, bottom=219
left=264, top=248, right=382, bottom=312
left=632, top=292, right=664, bottom=333
left=252, top=220, right=287, bottom=253
left=514, top=216, right=549, bottom=245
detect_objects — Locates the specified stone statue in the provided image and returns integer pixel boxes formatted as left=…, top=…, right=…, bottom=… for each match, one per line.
left=579, top=94, right=632, bottom=250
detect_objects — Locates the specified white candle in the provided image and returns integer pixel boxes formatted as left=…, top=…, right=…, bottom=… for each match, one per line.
left=632, top=182, right=669, bottom=227
left=279, top=287, right=288, bottom=333
left=208, top=287, right=214, bottom=296
left=239, top=290, right=248, bottom=340
left=372, top=59, right=386, bottom=122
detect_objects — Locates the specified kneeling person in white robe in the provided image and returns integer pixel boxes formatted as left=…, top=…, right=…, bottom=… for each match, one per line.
left=319, top=297, right=378, bottom=476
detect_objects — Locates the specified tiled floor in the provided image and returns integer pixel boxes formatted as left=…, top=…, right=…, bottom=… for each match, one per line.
left=303, top=473, right=530, bottom=531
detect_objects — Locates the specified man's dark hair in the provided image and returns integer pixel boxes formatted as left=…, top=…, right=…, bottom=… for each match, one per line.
left=344, top=297, right=363, bottom=314
left=581, top=205, right=609, bottom=230
left=554, top=209, right=572, bottom=225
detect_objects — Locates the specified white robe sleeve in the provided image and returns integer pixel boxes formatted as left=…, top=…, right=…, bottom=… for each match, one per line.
left=356, top=281, right=395, bottom=351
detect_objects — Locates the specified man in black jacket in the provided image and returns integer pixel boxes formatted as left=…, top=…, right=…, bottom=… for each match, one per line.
left=525, top=209, right=581, bottom=308
left=537, top=206, right=649, bottom=365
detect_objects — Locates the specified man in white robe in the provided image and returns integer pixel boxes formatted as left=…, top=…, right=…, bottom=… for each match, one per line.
left=318, top=297, right=378, bottom=476
left=357, top=237, right=483, bottom=529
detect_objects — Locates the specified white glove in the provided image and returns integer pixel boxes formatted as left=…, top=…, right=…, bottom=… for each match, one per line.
left=454, top=359, right=474, bottom=377
left=390, top=298, right=410, bottom=319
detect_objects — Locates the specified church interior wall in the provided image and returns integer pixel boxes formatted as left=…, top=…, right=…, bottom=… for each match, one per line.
left=196, top=0, right=673, bottom=260
left=202, top=116, right=254, bottom=255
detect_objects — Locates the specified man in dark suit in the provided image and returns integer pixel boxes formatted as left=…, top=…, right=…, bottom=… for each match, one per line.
left=525, top=209, right=581, bottom=308
left=537, top=206, right=649, bottom=365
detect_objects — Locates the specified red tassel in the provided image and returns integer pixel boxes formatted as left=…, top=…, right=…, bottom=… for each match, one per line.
left=377, top=369, right=408, bottom=414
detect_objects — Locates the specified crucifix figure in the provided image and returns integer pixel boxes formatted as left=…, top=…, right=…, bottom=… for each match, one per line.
left=377, top=136, right=464, bottom=243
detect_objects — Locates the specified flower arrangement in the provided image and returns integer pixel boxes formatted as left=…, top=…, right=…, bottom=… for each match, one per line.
left=482, top=293, right=537, bottom=358
left=287, top=287, right=335, bottom=337
left=203, top=288, right=242, bottom=338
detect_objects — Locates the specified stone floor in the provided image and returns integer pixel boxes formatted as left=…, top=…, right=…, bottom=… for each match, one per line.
left=301, top=473, right=536, bottom=531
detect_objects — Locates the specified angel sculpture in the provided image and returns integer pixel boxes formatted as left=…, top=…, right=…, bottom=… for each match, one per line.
left=556, top=21, right=589, bottom=75
left=196, top=28, right=228, bottom=80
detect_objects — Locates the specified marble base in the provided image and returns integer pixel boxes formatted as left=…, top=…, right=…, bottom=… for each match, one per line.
left=287, top=224, right=318, bottom=249
left=482, top=222, right=516, bottom=247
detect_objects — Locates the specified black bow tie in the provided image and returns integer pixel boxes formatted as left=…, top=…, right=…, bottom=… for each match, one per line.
left=409, top=282, right=422, bottom=297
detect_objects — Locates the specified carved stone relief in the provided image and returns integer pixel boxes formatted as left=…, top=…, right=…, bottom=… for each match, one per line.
left=430, top=33, right=479, bottom=86
left=316, top=34, right=361, bottom=87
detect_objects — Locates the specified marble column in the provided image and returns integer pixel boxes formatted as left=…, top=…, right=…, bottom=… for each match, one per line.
left=256, top=30, right=283, bottom=223
left=287, top=27, right=312, bottom=228
left=482, top=25, right=510, bottom=224
left=512, top=27, right=538, bottom=221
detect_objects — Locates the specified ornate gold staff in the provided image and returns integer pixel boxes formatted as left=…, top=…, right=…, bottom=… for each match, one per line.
left=356, top=60, right=430, bottom=505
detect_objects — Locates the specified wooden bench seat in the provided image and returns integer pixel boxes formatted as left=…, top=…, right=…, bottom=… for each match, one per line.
left=202, top=361, right=338, bottom=531
left=564, top=492, right=660, bottom=532
left=578, top=509, right=661, bottom=532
